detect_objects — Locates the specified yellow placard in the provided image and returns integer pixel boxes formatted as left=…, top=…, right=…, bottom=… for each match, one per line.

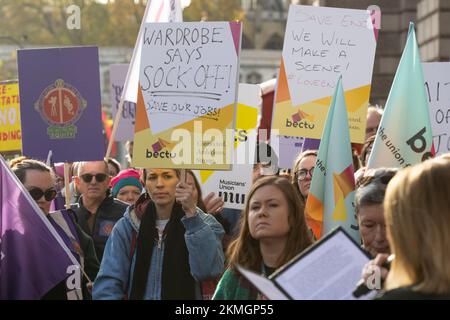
left=133, top=87, right=235, bottom=169
left=273, top=60, right=371, bottom=144
left=0, top=81, right=22, bottom=152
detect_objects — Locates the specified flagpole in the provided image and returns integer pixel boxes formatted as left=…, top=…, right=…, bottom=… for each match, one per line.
left=82, top=269, right=93, bottom=287
left=105, top=1, right=153, bottom=159
left=63, top=163, right=71, bottom=209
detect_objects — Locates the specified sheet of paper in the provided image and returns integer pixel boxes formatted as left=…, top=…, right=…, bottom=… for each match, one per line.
left=273, top=229, right=372, bottom=300
left=236, top=265, right=288, bottom=300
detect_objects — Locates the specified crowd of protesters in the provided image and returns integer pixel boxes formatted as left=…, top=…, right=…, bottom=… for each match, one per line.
left=4, top=104, right=450, bottom=301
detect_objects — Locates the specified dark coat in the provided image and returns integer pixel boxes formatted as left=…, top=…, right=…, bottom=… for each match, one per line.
left=73, top=193, right=128, bottom=261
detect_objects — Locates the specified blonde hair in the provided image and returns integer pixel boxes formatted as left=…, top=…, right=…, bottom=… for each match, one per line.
left=367, top=105, right=383, bottom=117
left=227, top=176, right=313, bottom=272
left=383, top=155, right=450, bottom=294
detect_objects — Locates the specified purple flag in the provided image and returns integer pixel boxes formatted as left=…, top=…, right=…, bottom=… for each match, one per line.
left=17, top=46, right=105, bottom=163
left=0, top=156, right=78, bottom=299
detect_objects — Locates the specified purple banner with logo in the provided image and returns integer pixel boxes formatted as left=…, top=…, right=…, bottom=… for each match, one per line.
left=17, top=46, right=104, bottom=162
left=0, top=156, right=77, bottom=299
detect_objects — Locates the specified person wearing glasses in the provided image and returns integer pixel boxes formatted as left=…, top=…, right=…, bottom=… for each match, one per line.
left=9, top=157, right=99, bottom=299
left=291, top=149, right=318, bottom=202
left=355, top=168, right=398, bottom=258
left=73, top=160, right=128, bottom=261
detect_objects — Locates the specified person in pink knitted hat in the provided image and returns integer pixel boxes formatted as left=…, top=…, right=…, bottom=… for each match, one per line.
left=110, top=169, right=143, bottom=205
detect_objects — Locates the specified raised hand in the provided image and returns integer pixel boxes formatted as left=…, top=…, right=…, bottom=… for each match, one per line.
left=175, top=181, right=197, bottom=217
left=203, top=192, right=224, bottom=214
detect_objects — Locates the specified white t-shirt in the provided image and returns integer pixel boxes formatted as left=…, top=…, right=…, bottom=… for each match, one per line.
left=156, top=219, right=169, bottom=239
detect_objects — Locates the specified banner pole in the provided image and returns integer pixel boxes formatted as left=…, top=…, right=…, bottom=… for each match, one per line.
left=63, top=163, right=71, bottom=209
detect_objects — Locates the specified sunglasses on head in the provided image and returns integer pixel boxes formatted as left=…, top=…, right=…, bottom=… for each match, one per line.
left=28, top=187, right=57, bottom=202
left=80, top=173, right=108, bottom=183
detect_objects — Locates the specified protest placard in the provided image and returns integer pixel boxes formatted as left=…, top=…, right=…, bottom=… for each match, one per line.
left=422, top=62, right=450, bottom=156
left=133, top=22, right=242, bottom=169
left=0, top=81, right=21, bottom=152
left=105, top=0, right=183, bottom=158
left=270, top=134, right=304, bottom=170
left=194, top=84, right=259, bottom=210
left=109, top=64, right=136, bottom=142
left=272, top=4, right=379, bottom=143
left=17, top=46, right=104, bottom=162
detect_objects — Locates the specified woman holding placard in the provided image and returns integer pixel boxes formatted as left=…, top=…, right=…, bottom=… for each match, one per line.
left=93, top=168, right=225, bottom=300
left=213, top=176, right=313, bottom=300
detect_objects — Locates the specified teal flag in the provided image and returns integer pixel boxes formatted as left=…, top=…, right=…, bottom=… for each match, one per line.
left=367, top=22, right=435, bottom=169
left=305, top=76, right=359, bottom=242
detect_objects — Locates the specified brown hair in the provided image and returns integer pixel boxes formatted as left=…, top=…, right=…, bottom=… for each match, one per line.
left=227, top=176, right=313, bottom=272
left=384, top=155, right=450, bottom=294
left=9, top=156, right=54, bottom=184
